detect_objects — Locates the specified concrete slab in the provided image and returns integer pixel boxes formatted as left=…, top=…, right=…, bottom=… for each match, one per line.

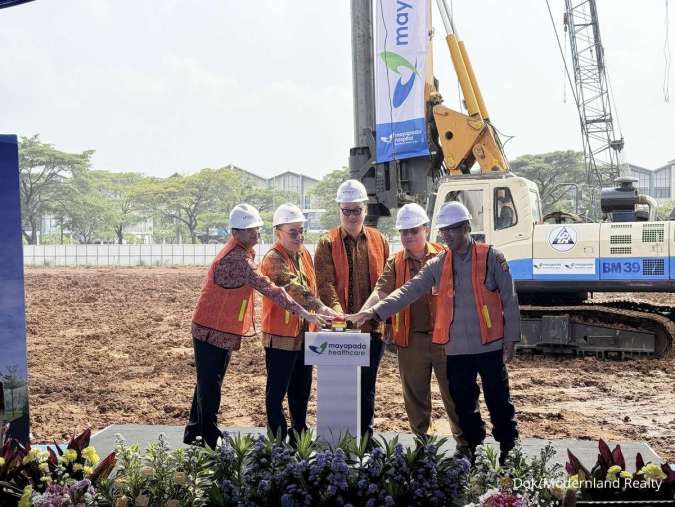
left=90, top=424, right=661, bottom=472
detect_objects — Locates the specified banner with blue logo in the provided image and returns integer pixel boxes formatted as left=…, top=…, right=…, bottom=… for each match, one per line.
left=374, top=0, right=430, bottom=163
left=0, top=135, right=30, bottom=444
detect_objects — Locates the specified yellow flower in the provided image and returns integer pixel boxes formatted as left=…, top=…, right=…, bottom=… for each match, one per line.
left=639, top=463, right=667, bottom=481
left=83, top=465, right=93, bottom=475
left=567, top=474, right=581, bottom=489
left=40, top=475, right=52, bottom=483
left=82, top=446, right=100, bottom=465
left=141, top=466, right=154, bottom=477
left=174, top=471, right=188, bottom=485
left=115, top=496, right=129, bottom=507
left=0, top=457, right=5, bottom=466
left=620, top=470, right=633, bottom=479
left=607, top=465, right=622, bottom=481
left=499, top=476, right=513, bottom=489
left=166, top=500, right=182, bottom=507
left=39, top=462, right=50, bottom=473
left=549, top=485, right=564, bottom=500
left=73, top=463, right=84, bottom=472
left=134, top=494, right=150, bottom=507
left=61, top=449, right=78, bottom=464
left=114, top=478, right=128, bottom=489
left=18, top=485, right=32, bottom=507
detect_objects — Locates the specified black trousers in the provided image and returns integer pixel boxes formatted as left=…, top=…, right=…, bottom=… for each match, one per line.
left=183, top=337, right=231, bottom=449
left=264, top=346, right=313, bottom=441
left=361, top=335, right=385, bottom=438
left=446, top=350, right=518, bottom=451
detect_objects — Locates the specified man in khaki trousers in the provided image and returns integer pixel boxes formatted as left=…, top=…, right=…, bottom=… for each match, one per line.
left=359, top=204, right=466, bottom=447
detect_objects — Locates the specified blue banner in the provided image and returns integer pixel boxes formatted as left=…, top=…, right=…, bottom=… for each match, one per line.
left=374, top=0, right=430, bottom=162
left=0, top=135, right=30, bottom=444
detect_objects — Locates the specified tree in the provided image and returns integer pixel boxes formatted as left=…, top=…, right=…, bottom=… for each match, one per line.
left=310, top=167, right=349, bottom=230
left=88, top=171, right=148, bottom=244
left=1, top=365, right=26, bottom=417
left=136, top=168, right=236, bottom=244
left=51, top=170, right=117, bottom=243
left=510, top=150, right=603, bottom=218
left=19, top=135, right=93, bottom=244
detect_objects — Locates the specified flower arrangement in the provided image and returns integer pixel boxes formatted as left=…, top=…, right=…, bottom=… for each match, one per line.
left=464, top=443, right=563, bottom=507
left=3, top=428, right=673, bottom=506
left=0, top=428, right=116, bottom=506
left=565, top=439, right=675, bottom=502
left=1, top=430, right=471, bottom=506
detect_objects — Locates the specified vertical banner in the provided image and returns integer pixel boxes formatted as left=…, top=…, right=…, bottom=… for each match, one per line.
left=374, top=0, right=430, bottom=162
left=0, top=135, right=30, bottom=444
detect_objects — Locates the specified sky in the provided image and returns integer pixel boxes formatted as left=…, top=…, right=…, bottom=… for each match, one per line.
left=0, top=0, right=672, bottom=179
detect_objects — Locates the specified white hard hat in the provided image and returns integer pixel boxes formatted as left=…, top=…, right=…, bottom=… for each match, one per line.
left=396, top=203, right=429, bottom=230
left=229, top=203, right=264, bottom=229
left=273, top=203, right=306, bottom=226
left=336, top=179, right=368, bottom=203
left=436, top=201, right=472, bottom=228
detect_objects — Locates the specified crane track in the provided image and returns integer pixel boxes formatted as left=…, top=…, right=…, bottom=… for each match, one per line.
left=520, top=303, right=674, bottom=358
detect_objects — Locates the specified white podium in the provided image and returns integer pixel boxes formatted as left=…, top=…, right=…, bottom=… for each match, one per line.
left=304, top=331, right=370, bottom=447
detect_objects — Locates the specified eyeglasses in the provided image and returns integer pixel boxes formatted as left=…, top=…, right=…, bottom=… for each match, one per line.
left=340, top=207, right=364, bottom=217
left=281, top=228, right=304, bottom=239
left=400, top=226, right=423, bottom=236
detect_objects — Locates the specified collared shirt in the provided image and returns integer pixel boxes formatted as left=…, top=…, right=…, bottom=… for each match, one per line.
left=371, top=240, right=521, bottom=355
left=261, top=246, right=323, bottom=352
left=192, top=244, right=307, bottom=351
left=315, top=227, right=389, bottom=333
left=374, top=243, right=438, bottom=333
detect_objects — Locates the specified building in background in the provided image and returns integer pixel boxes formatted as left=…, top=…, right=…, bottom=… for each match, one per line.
left=224, top=163, right=268, bottom=189
left=628, top=161, right=675, bottom=202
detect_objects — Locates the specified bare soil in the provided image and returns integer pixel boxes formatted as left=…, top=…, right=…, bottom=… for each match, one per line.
left=23, top=267, right=675, bottom=461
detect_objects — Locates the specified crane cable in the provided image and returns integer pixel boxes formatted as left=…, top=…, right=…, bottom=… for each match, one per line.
left=665, top=0, right=672, bottom=102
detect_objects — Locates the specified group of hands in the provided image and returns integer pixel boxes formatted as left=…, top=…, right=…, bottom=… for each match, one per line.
left=302, top=305, right=373, bottom=329
left=302, top=305, right=515, bottom=363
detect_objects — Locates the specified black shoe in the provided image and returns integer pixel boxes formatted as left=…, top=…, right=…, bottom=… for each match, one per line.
left=499, top=444, right=514, bottom=466
left=453, top=445, right=473, bottom=463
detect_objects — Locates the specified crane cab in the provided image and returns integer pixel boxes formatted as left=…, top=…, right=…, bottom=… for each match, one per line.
left=430, top=174, right=674, bottom=293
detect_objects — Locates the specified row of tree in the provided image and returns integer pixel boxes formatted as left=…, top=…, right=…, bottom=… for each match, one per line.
left=18, top=135, right=674, bottom=245
left=19, top=135, right=298, bottom=244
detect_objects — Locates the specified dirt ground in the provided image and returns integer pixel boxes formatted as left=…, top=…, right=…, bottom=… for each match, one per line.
left=23, top=267, right=675, bottom=462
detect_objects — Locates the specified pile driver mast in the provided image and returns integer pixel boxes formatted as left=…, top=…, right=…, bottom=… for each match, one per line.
left=563, top=0, right=625, bottom=187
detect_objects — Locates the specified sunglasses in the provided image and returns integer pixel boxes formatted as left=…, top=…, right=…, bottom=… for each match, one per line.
left=400, top=226, right=423, bottom=236
left=439, top=224, right=464, bottom=234
left=281, top=228, right=304, bottom=239
left=340, top=207, right=364, bottom=216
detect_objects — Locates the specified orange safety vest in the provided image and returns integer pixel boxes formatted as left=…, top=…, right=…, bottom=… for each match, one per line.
left=192, top=237, right=256, bottom=336
left=432, top=242, right=504, bottom=346
left=392, top=242, right=445, bottom=347
left=328, top=226, right=387, bottom=311
left=261, top=243, right=318, bottom=338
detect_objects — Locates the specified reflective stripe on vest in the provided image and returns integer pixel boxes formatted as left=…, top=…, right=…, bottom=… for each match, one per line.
left=431, top=242, right=505, bottom=345
left=328, top=226, right=387, bottom=311
left=261, top=243, right=318, bottom=338
left=191, top=237, right=255, bottom=336
left=392, top=242, right=444, bottom=347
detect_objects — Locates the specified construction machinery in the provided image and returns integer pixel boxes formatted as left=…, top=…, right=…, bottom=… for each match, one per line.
left=348, top=0, right=674, bottom=358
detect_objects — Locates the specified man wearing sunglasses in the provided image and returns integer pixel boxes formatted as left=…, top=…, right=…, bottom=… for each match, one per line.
left=260, top=203, right=340, bottom=444
left=358, top=203, right=466, bottom=449
left=314, top=179, right=389, bottom=443
left=348, top=201, right=520, bottom=465
left=185, top=203, right=329, bottom=449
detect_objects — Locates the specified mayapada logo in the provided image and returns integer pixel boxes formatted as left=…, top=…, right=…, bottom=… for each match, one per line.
left=308, top=342, right=327, bottom=354
left=380, top=51, right=419, bottom=109
left=309, top=341, right=366, bottom=357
